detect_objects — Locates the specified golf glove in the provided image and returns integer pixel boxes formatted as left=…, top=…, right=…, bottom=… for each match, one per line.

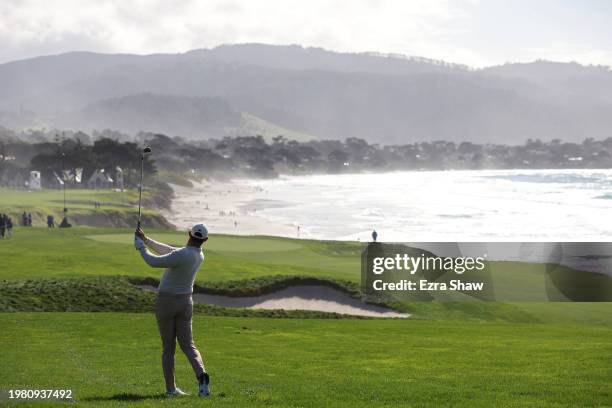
left=134, top=237, right=146, bottom=251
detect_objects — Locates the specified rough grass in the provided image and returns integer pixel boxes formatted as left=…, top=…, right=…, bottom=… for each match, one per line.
left=0, top=276, right=371, bottom=319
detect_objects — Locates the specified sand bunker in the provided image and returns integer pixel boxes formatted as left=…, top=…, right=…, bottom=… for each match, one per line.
left=137, top=284, right=408, bottom=318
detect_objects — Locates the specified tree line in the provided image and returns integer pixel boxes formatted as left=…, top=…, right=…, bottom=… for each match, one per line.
left=2, top=128, right=612, bottom=188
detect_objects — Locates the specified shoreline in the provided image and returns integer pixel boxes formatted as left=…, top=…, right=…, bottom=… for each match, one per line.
left=162, top=178, right=300, bottom=238
left=162, top=169, right=612, bottom=246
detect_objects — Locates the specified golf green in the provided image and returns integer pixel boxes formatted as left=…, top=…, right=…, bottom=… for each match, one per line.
left=88, top=233, right=304, bottom=252
left=0, top=228, right=360, bottom=282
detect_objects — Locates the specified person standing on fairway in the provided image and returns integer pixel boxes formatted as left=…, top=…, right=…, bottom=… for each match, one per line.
left=134, top=224, right=210, bottom=397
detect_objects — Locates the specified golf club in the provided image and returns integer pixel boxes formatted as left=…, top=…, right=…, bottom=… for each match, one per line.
left=137, top=146, right=152, bottom=228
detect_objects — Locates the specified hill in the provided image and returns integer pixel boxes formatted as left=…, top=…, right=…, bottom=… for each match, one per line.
left=1, top=44, right=612, bottom=144
left=58, top=93, right=241, bottom=138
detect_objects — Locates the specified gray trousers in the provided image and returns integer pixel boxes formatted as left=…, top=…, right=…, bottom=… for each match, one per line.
left=155, top=293, right=206, bottom=391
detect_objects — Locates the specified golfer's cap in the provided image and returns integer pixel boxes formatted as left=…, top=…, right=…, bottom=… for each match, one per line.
left=190, top=223, right=208, bottom=240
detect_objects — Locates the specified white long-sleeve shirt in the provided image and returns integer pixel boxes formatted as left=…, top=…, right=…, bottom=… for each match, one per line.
left=138, top=237, right=204, bottom=294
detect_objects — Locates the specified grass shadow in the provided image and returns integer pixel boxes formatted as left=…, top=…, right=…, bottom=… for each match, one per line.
left=84, top=392, right=166, bottom=402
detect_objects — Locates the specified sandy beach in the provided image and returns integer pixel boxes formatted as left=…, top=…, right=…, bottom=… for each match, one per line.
left=162, top=178, right=299, bottom=237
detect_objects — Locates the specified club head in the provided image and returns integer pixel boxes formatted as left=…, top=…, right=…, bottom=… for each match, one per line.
left=142, top=146, right=152, bottom=154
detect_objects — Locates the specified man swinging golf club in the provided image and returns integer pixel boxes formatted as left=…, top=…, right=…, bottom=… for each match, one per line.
left=133, top=146, right=209, bottom=396
left=135, top=224, right=210, bottom=397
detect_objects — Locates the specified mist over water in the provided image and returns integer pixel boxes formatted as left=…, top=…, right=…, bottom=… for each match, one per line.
left=240, top=169, right=612, bottom=242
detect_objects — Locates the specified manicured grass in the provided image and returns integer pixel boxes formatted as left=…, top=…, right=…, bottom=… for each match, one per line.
left=0, top=228, right=611, bottom=406
left=1, top=227, right=611, bottom=322
left=0, top=187, right=139, bottom=211
left=0, top=188, right=164, bottom=227
left=0, top=227, right=361, bottom=282
left=0, top=313, right=610, bottom=407
left=1, top=185, right=609, bottom=407
left=90, top=233, right=305, bottom=252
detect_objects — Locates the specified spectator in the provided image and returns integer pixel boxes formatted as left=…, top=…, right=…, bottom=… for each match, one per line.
left=372, top=230, right=378, bottom=242
left=6, top=217, right=13, bottom=238
left=0, top=213, right=5, bottom=239
left=22, top=212, right=27, bottom=226
left=27, top=213, right=33, bottom=227
left=47, top=215, right=55, bottom=228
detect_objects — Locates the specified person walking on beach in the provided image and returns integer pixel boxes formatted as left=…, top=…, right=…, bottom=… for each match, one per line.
left=134, top=224, right=211, bottom=397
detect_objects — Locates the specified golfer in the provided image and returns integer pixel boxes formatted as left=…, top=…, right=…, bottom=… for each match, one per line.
left=134, top=224, right=210, bottom=397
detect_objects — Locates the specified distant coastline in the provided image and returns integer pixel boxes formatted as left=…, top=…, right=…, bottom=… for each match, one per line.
left=165, top=169, right=612, bottom=242
left=162, top=178, right=298, bottom=238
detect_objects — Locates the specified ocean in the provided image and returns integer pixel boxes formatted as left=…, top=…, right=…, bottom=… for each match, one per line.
left=239, top=169, right=612, bottom=242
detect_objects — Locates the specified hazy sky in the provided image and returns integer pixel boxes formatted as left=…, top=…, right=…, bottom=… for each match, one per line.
left=1, top=0, right=611, bottom=67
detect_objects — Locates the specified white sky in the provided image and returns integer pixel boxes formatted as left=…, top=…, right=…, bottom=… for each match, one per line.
left=1, top=0, right=611, bottom=67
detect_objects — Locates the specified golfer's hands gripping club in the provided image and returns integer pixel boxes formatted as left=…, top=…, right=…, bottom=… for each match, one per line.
left=134, top=226, right=147, bottom=251
left=135, top=226, right=147, bottom=241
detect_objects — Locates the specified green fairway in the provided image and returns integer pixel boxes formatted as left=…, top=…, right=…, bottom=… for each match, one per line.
left=1, top=227, right=611, bottom=406
left=0, top=187, right=137, bottom=212
left=0, top=228, right=361, bottom=282
left=89, top=233, right=305, bottom=252
left=1, top=313, right=610, bottom=407
left=0, top=187, right=169, bottom=228
left=1, top=227, right=611, bottom=321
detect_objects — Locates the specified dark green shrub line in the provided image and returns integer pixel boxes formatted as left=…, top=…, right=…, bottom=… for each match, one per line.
left=134, top=275, right=359, bottom=296
left=0, top=276, right=565, bottom=323
left=130, top=274, right=400, bottom=310
left=0, top=276, right=377, bottom=319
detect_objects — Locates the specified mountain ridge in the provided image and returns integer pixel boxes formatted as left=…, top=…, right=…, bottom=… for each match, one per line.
left=1, top=43, right=611, bottom=144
